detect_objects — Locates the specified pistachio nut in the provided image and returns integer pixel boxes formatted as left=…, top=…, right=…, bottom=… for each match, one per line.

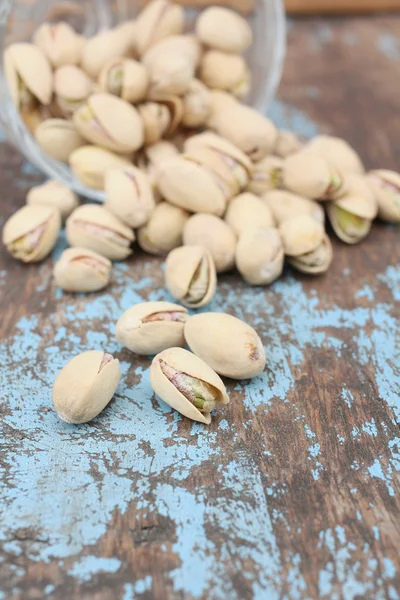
left=81, top=27, right=133, bottom=79
left=53, top=247, right=112, bottom=292
left=235, top=227, right=284, bottom=286
left=225, top=193, right=275, bottom=237
left=199, top=51, right=250, bottom=99
left=302, top=135, right=365, bottom=175
left=209, top=90, right=238, bottom=115
left=116, top=301, right=188, bottom=355
left=73, top=93, right=144, bottom=154
left=139, top=97, right=183, bottom=145
left=26, top=180, right=79, bottom=221
left=33, top=21, right=84, bottom=68
left=147, top=53, right=194, bottom=98
left=35, top=119, right=85, bottom=163
left=66, top=204, right=134, bottom=260
left=183, top=147, right=240, bottom=199
left=184, top=312, right=265, bottom=380
left=274, top=130, right=303, bottom=159
left=54, top=65, right=93, bottom=117
left=136, top=141, right=179, bottom=191
left=150, top=347, right=229, bottom=424
left=5, top=43, right=52, bottom=108
left=263, top=190, right=325, bottom=226
left=182, top=79, right=212, bottom=128
left=196, top=7, right=253, bottom=54
left=367, top=169, right=400, bottom=223
left=2, top=204, right=61, bottom=263
left=279, top=214, right=325, bottom=257
left=183, top=214, right=236, bottom=273
left=137, top=201, right=189, bottom=255
left=98, top=58, right=149, bottom=103
left=156, top=156, right=228, bottom=216
left=282, top=151, right=347, bottom=201
left=53, top=350, right=120, bottom=424
left=165, top=245, right=217, bottom=308
left=135, top=0, right=185, bottom=56
left=288, top=233, right=333, bottom=275
left=246, top=155, right=283, bottom=196
left=326, top=204, right=372, bottom=245
left=69, top=145, right=131, bottom=190
left=104, top=166, right=155, bottom=228
left=142, top=35, right=201, bottom=70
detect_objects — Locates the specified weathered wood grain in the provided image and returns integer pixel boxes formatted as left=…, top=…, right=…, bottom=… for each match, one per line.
left=1, top=15, right=400, bottom=600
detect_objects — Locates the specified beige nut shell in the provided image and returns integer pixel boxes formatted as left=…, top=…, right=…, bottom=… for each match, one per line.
left=183, top=213, right=236, bottom=273
left=53, top=247, right=112, bottom=292
left=33, top=22, right=84, bottom=68
left=367, top=170, right=400, bottom=223
left=263, top=190, right=325, bottom=226
left=5, top=43, right=53, bottom=106
left=282, top=152, right=333, bottom=199
left=333, top=174, right=378, bottom=220
left=137, top=201, right=189, bottom=255
left=246, top=155, right=283, bottom=196
left=35, top=119, right=85, bottom=163
left=288, top=233, right=333, bottom=275
left=69, top=146, right=131, bottom=190
left=225, top=193, right=274, bottom=236
left=326, top=203, right=372, bottom=245
left=27, top=180, right=79, bottom=220
left=135, top=0, right=185, bottom=56
left=274, top=130, right=303, bottom=159
left=199, top=50, right=250, bottom=98
left=165, top=245, right=217, bottom=308
left=302, top=135, right=365, bottom=175
left=279, top=214, right=325, bottom=257
left=99, top=58, right=149, bottom=103
left=81, top=27, right=132, bottom=79
left=104, top=166, right=155, bottom=228
left=236, top=227, right=284, bottom=286
left=184, top=131, right=253, bottom=176
left=182, top=79, right=212, bottom=128
left=196, top=7, right=252, bottom=54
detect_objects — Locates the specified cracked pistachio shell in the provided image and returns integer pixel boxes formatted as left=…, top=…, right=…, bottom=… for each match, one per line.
left=53, top=247, right=112, bottom=292
left=5, top=43, right=53, bottom=106
left=135, top=0, right=184, bottom=56
left=53, top=350, right=120, bottom=424
left=54, top=65, right=93, bottom=117
left=326, top=203, right=371, bottom=245
left=246, top=155, right=283, bottom=196
left=183, top=147, right=240, bottom=199
left=81, top=26, right=133, bottom=79
left=150, top=347, right=229, bottom=424
left=236, top=226, right=284, bottom=286
left=139, top=96, right=183, bottom=145
left=183, top=214, right=236, bottom=273
left=263, top=190, right=325, bottom=226
left=98, top=58, right=148, bottom=103
left=27, top=180, right=79, bottom=220
left=147, top=53, right=194, bottom=98
left=333, top=174, right=378, bottom=220
left=137, top=201, right=189, bottom=255
left=104, top=166, right=155, bottom=228
left=282, top=152, right=346, bottom=201
left=33, top=22, right=84, bottom=67
left=157, top=156, right=227, bottom=216
left=274, top=130, right=303, bottom=159
left=182, top=79, right=212, bottom=128
left=2, top=204, right=61, bottom=263
left=165, top=245, right=217, bottom=308
left=142, top=35, right=201, bottom=70
left=136, top=141, right=179, bottom=190
left=196, top=7, right=252, bottom=54
left=279, top=214, right=325, bottom=257
left=116, top=301, right=188, bottom=355
left=184, top=132, right=253, bottom=180
left=288, top=233, right=332, bottom=275
left=367, top=170, right=400, bottom=223
left=35, top=119, right=85, bottom=163
left=69, top=145, right=131, bottom=190
left=184, top=312, right=265, bottom=380
left=74, top=93, right=144, bottom=154
left=199, top=51, right=250, bottom=99
left=66, top=204, right=134, bottom=260
left=225, top=193, right=274, bottom=237
left=302, top=135, right=365, bottom=175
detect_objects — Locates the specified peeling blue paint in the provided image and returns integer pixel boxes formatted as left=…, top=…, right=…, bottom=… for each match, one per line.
left=69, top=556, right=121, bottom=583
left=377, top=34, right=400, bottom=61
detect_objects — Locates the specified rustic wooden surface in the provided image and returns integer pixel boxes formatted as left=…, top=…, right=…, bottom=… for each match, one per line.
left=1, top=15, right=400, bottom=600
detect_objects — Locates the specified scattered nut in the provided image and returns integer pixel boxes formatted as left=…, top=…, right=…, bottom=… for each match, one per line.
left=137, top=201, right=189, bottom=255
left=225, top=193, right=275, bottom=237
left=104, top=166, right=155, bottom=228
left=53, top=247, right=112, bottom=292
left=165, top=245, right=217, bottom=308
left=183, top=213, right=237, bottom=273
left=26, top=180, right=79, bottom=220
left=235, top=227, right=284, bottom=286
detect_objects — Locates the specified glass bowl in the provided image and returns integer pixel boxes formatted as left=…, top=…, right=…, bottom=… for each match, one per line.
left=0, top=0, right=286, bottom=201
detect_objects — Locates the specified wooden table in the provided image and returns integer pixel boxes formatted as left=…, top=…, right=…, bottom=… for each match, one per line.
left=1, top=14, right=400, bottom=600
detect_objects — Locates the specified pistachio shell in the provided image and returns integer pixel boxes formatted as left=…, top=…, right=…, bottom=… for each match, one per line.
left=142, top=35, right=201, bottom=70
left=184, top=312, right=265, bottom=380
left=199, top=50, right=250, bottom=99
left=236, top=227, right=284, bottom=286
left=69, top=145, right=131, bottom=190
left=137, top=201, right=189, bottom=255
left=279, top=214, right=325, bottom=257
left=288, top=233, right=333, bottom=275
left=74, top=93, right=144, bottom=154
left=54, top=65, right=93, bottom=117
left=35, top=119, right=85, bottom=163
left=183, top=147, right=240, bottom=199
left=183, top=214, right=236, bottom=273
left=196, top=7, right=252, bottom=54
left=116, top=301, right=188, bottom=355
left=282, top=152, right=346, bottom=200
left=33, top=22, right=84, bottom=67
left=182, top=79, right=212, bottom=128
left=81, top=27, right=132, bottom=79
left=136, top=141, right=179, bottom=190
left=209, top=90, right=238, bottom=115
left=2, top=204, right=61, bottom=263
left=225, top=193, right=275, bottom=236
left=53, top=350, right=120, bottom=423
left=302, top=135, right=365, bottom=175
left=135, top=0, right=185, bottom=56
left=147, top=53, right=194, bottom=98
left=165, top=245, right=217, bottom=308
left=98, top=58, right=148, bottom=103
left=274, top=130, right=303, bottom=159
left=246, top=155, right=283, bottom=195
left=27, top=180, right=79, bottom=220
left=367, top=170, right=400, bottom=223
left=150, top=347, right=229, bottom=424
left=263, top=190, right=325, bottom=226
left=66, top=204, right=134, bottom=260
left=333, top=174, right=378, bottom=220
left=139, top=101, right=171, bottom=145
left=104, top=166, right=155, bottom=228
left=53, top=247, right=112, bottom=292
left=326, top=203, right=371, bottom=245
left=5, top=43, right=53, bottom=106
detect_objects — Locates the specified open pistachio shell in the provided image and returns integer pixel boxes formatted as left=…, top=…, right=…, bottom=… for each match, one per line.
left=139, top=101, right=171, bottom=145
left=69, top=145, right=131, bottom=190
left=184, top=147, right=240, bottom=199
left=326, top=204, right=372, bottom=245
left=104, top=166, right=155, bottom=228
left=367, top=169, right=400, bottom=223
left=98, top=58, right=149, bottom=103
left=182, top=79, right=212, bottom=128
left=54, top=65, right=93, bottom=117
left=246, top=155, right=283, bottom=196
left=236, top=226, right=284, bottom=286
left=279, top=214, right=325, bottom=257
left=184, top=312, right=265, bottom=380
left=196, top=7, right=252, bottom=54
left=263, top=190, right=325, bottom=226
left=5, top=43, right=53, bottom=106
left=137, top=201, right=189, bottom=255
left=288, top=233, right=333, bottom=275
left=53, top=350, right=120, bottom=424
left=33, top=22, right=84, bottom=67
left=165, top=245, right=217, bottom=308
left=2, top=204, right=61, bottom=263
left=150, top=347, right=229, bottom=425
left=116, top=301, right=188, bottom=355
left=81, top=27, right=133, bottom=79
left=147, top=53, right=194, bottom=98
left=225, top=193, right=275, bottom=236
left=53, top=247, right=112, bottom=293
left=184, top=131, right=253, bottom=179
left=282, top=151, right=346, bottom=201
left=35, top=119, right=85, bottom=163
left=302, top=135, right=365, bottom=175
left=142, top=35, right=201, bottom=70
left=199, top=50, right=250, bottom=99
left=274, top=130, right=303, bottom=159
left=27, top=180, right=79, bottom=221
left=66, top=204, right=134, bottom=260
left=334, top=174, right=378, bottom=220
left=183, top=214, right=236, bottom=273
left=135, top=0, right=185, bottom=56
